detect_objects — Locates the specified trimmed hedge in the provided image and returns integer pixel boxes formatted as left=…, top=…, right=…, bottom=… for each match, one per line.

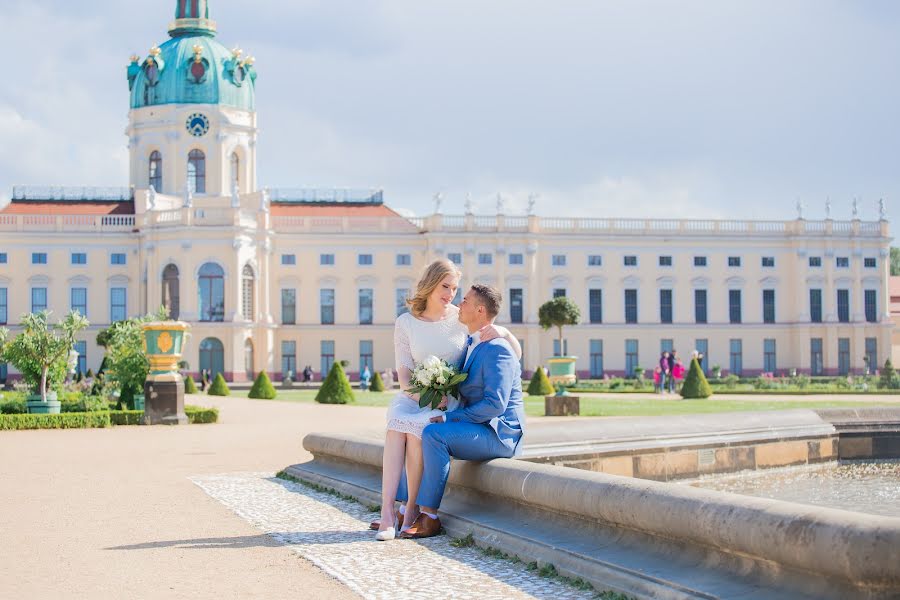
left=184, top=375, right=198, bottom=394
left=109, top=410, right=144, bottom=425
left=1, top=406, right=218, bottom=430
left=527, top=366, right=555, bottom=396
left=248, top=371, right=277, bottom=399
left=0, top=412, right=111, bottom=430
left=315, top=362, right=354, bottom=404
left=186, top=405, right=219, bottom=424
left=207, top=373, right=231, bottom=396
left=680, top=358, right=713, bottom=399
left=369, top=371, right=385, bottom=392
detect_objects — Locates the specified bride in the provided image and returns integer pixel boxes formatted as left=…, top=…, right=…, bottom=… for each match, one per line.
left=374, top=259, right=521, bottom=541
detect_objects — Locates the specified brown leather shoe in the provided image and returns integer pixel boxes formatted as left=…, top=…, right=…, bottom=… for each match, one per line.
left=399, top=513, right=442, bottom=539
left=369, top=508, right=402, bottom=531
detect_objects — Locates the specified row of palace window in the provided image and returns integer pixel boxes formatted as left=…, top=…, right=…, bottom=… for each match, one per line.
left=0, top=281, right=878, bottom=327
left=276, top=335, right=880, bottom=382
left=147, top=150, right=240, bottom=194
left=16, top=252, right=129, bottom=266
left=0, top=287, right=128, bottom=324
left=282, top=253, right=413, bottom=267
left=524, top=287, right=878, bottom=325
left=609, top=337, right=877, bottom=377
left=436, top=253, right=879, bottom=269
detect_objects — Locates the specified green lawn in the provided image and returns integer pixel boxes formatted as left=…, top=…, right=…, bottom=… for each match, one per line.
left=227, top=388, right=894, bottom=417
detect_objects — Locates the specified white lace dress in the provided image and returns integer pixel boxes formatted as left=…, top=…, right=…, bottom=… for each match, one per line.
left=386, top=307, right=467, bottom=438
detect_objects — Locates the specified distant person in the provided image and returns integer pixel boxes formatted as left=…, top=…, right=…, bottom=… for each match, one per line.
left=382, top=368, right=394, bottom=390
left=303, top=365, right=313, bottom=383
left=667, top=350, right=677, bottom=393
left=659, top=352, right=670, bottom=394
left=360, top=365, right=371, bottom=391
left=653, top=366, right=663, bottom=394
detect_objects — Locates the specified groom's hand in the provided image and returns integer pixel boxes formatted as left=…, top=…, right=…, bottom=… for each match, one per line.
left=429, top=415, right=445, bottom=423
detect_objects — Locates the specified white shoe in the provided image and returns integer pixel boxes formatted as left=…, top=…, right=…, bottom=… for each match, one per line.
left=375, top=514, right=398, bottom=541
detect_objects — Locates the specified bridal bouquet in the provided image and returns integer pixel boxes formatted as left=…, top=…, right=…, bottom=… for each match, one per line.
left=407, top=355, right=468, bottom=410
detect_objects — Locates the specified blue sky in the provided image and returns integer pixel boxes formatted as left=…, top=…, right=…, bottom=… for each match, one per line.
left=0, top=0, right=898, bottom=219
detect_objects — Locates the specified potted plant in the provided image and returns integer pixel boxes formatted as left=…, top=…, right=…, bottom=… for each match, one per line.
left=0, top=310, right=89, bottom=414
left=538, top=296, right=581, bottom=385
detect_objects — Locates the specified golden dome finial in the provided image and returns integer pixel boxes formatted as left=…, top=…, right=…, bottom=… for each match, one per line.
left=149, top=46, right=161, bottom=58
left=243, top=56, right=255, bottom=66
left=231, top=47, right=243, bottom=59
left=129, top=54, right=140, bottom=64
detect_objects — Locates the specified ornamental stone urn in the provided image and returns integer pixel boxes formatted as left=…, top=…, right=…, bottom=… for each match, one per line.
left=547, top=356, right=578, bottom=386
left=141, top=321, right=190, bottom=425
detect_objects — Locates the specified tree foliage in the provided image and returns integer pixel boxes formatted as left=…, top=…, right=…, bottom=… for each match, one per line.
left=0, top=311, right=89, bottom=401
left=538, top=296, right=581, bottom=356
left=891, top=247, right=900, bottom=276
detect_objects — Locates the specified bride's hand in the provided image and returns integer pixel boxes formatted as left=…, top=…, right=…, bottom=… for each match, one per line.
left=436, top=395, right=448, bottom=410
left=479, top=323, right=505, bottom=342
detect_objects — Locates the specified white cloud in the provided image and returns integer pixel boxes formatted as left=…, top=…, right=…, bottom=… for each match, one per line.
left=0, top=0, right=897, bottom=220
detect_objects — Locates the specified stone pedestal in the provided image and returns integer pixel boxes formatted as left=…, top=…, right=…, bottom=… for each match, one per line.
left=143, top=376, right=187, bottom=425
left=545, top=395, right=580, bottom=416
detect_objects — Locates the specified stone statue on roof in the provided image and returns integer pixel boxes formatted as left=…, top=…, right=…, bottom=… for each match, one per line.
left=527, top=193, right=538, bottom=216
left=496, top=193, right=505, bottom=215
left=879, top=198, right=886, bottom=220
left=852, top=197, right=859, bottom=219
left=433, top=192, right=443, bottom=215
left=825, top=198, right=831, bottom=219
left=464, top=193, right=473, bottom=215
left=148, top=185, right=157, bottom=210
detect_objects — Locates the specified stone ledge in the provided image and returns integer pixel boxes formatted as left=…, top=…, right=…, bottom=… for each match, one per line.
left=288, top=432, right=900, bottom=600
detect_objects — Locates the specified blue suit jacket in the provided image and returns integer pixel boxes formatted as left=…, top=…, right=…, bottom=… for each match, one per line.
left=444, top=338, right=526, bottom=456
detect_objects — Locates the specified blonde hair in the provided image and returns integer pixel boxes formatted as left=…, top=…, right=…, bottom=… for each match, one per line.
left=408, top=259, right=462, bottom=317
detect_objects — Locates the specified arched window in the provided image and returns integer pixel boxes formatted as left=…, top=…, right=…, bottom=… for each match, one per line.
left=149, top=151, right=162, bottom=191
left=199, top=337, right=224, bottom=379
left=241, top=264, right=254, bottom=321
left=162, top=264, right=180, bottom=319
left=230, top=152, right=240, bottom=189
left=244, top=338, right=254, bottom=380
left=187, top=149, right=206, bottom=194
left=198, top=262, right=224, bottom=322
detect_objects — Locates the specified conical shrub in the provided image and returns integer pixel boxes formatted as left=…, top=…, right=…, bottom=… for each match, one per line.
left=184, top=375, right=198, bottom=394
left=527, top=366, right=555, bottom=396
left=248, top=370, right=277, bottom=399
left=207, top=373, right=231, bottom=396
left=680, top=358, right=713, bottom=399
left=369, top=371, right=385, bottom=392
left=315, top=362, right=355, bottom=404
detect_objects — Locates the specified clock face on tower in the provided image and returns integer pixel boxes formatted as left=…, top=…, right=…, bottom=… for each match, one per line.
left=185, top=112, right=210, bottom=137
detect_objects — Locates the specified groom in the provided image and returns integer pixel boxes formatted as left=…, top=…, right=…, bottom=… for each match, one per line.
left=400, top=284, right=525, bottom=539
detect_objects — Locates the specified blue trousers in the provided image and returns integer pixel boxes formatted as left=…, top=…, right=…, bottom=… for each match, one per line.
left=394, top=421, right=515, bottom=509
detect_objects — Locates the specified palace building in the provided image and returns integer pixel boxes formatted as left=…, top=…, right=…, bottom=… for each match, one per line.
left=0, top=1, right=892, bottom=383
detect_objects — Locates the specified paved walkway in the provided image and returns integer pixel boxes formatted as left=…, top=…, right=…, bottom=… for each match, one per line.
left=0, top=395, right=387, bottom=599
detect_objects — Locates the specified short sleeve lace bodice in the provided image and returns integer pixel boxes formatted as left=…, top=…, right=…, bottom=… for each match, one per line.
left=393, top=306, right=467, bottom=372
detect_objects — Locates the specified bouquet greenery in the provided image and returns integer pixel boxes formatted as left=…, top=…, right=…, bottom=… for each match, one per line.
left=407, top=355, right=467, bottom=410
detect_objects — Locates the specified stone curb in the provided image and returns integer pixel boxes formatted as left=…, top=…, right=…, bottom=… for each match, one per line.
left=297, top=432, right=900, bottom=598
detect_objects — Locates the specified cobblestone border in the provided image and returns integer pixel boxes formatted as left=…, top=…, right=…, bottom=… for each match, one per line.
left=191, top=472, right=609, bottom=600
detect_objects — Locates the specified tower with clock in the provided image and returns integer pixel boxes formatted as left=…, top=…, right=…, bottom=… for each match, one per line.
left=126, top=0, right=258, bottom=199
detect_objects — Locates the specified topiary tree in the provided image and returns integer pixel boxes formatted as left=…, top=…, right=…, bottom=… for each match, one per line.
left=315, top=361, right=355, bottom=404
left=538, top=296, right=581, bottom=356
left=527, top=366, right=554, bottom=396
left=248, top=370, right=277, bottom=399
left=369, top=370, right=385, bottom=392
left=680, top=358, right=713, bottom=399
left=207, top=373, right=231, bottom=396
left=184, top=374, right=198, bottom=394
left=0, top=310, right=89, bottom=401
left=879, top=359, right=898, bottom=389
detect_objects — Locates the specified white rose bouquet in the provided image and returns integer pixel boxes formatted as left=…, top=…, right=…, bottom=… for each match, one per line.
left=406, top=355, right=468, bottom=410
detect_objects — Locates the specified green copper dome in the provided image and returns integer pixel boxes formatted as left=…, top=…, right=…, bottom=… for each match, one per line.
left=127, top=1, right=256, bottom=111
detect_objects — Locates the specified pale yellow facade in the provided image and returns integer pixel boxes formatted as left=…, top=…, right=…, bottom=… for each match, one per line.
left=0, top=201, right=892, bottom=382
